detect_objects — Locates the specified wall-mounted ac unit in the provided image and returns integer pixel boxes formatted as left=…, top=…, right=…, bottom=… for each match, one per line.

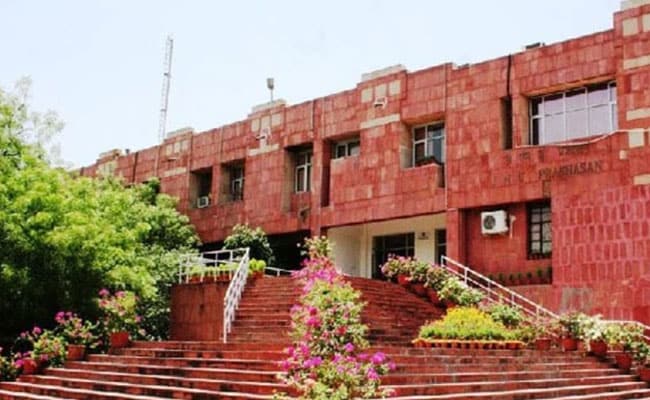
left=197, top=196, right=210, bottom=209
left=481, top=210, right=509, bottom=235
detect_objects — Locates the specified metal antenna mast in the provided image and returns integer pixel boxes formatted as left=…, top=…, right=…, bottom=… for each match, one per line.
left=158, top=35, right=174, bottom=142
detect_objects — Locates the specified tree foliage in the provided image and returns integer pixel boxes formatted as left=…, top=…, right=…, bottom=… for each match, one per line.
left=223, top=224, right=274, bottom=266
left=0, top=80, right=199, bottom=342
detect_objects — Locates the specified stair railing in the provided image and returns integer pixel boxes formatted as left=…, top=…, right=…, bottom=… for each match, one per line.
left=223, top=247, right=250, bottom=343
left=440, top=256, right=650, bottom=340
left=440, top=256, right=558, bottom=320
left=264, top=266, right=293, bottom=276
left=177, top=248, right=248, bottom=283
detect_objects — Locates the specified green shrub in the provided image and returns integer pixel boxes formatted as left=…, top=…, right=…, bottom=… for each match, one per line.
left=424, top=266, right=451, bottom=291
left=249, top=259, right=266, bottom=274
left=483, top=303, right=524, bottom=328
left=438, top=276, right=484, bottom=306
left=410, top=260, right=430, bottom=283
left=418, top=307, right=517, bottom=341
left=223, top=224, right=275, bottom=266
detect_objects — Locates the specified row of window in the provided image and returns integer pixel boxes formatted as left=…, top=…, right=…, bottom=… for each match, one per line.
left=190, top=82, right=617, bottom=207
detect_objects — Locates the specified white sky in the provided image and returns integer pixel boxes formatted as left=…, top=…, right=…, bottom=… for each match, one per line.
left=0, top=0, right=621, bottom=167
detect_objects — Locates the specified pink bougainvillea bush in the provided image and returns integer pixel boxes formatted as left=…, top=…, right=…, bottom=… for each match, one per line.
left=277, top=247, right=394, bottom=399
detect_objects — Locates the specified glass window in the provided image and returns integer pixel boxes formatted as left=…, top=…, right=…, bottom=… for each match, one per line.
left=295, top=150, right=312, bottom=192
left=529, top=82, right=617, bottom=145
left=372, top=233, right=415, bottom=279
left=412, top=122, right=445, bottom=166
left=229, top=164, right=244, bottom=201
left=528, top=202, right=551, bottom=258
left=332, top=135, right=361, bottom=159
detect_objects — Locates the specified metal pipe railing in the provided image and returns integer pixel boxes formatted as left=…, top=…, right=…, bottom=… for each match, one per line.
left=440, top=256, right=558, bottom=319
left=223, top=248, right=250, bottom=343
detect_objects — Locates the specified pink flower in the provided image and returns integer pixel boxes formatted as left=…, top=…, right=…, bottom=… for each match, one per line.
left=371, top=352, right=386, bottom=364
left=98, top=288, right=109, bottom=297
left=367, top=367, right=379, bottom=380
left=32, top=326, right=42, bottom=335
left=343, top=343, right=354, bottom=353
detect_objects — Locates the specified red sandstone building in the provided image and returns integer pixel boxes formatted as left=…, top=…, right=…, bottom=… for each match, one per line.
left=82, top=1, right=650, bottom=323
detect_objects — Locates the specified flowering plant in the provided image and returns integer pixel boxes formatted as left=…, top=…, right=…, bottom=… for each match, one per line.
left=13, top=326, right=66, bottom=368
left=300, top=236, right=333, bottom=260
left=380, top=255, right=413, bottom=279
left=278, top=247, right=394, bottom=399
left=98, top=289, right=144, bottom=337
left=0, top=348, right=18, bottom=381
left=54, top=311, right=99, bottom=348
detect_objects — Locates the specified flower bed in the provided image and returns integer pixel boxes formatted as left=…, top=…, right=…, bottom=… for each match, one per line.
left=412, top=338, right=525, bottom=350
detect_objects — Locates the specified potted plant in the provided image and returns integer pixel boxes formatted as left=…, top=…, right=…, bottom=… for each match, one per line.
left=438, top=276, right=484, bottom=308
left=558, top=312, right=589, bottom=351
left=606, top=323, right=643, bottom=371
left=98, top=289, right=144, bottom=349
left=536, top=268, right=544, bottom=284
left=546, top=266, right=553, bottom=284
left=582, top=315, right=608, bottom=357
left=634, top=342, right=650, bottom=382
left=0, top=347, right=18, bottom=381
left=380, top=255, right=413, bottom=287
left=248, top=258, right=266, bottom=279
left=54, top=311, right=98, bottom=361
left=424, top=266, right=450, bottom=305
left=497, top=273, right=505, bottom=285
left=526, top=271, right=534, bottom=285
left=409, top=261, right=429, bottom=297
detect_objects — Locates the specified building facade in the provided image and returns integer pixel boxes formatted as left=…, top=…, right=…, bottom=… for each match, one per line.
left=82, top=1, right=650, bottom=322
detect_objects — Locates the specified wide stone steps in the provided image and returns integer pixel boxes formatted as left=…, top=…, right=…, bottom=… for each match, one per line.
left=1, top=276, right=647, bottom=399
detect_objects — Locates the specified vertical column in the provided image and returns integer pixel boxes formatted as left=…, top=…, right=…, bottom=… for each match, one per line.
left=445, top=208, right=467, bottom=264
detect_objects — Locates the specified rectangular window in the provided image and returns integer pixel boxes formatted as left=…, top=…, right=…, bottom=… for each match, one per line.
left=528, top=202, right=551, bottom=258
left=413, top=122, right=445, bottom=166
left=332, top=136, right=361, bottom=159
left=190, top=169, right=212, bottom=208
left=295, top=150, right=312, bottom=192
left=529, top=81, right=617, bottom=145
left=229, top=164, right=244, bottom=201
left=372, top=233, right=415, bottom=279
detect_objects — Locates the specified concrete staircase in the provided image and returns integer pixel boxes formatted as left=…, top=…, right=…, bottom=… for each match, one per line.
left=1, top=276, right=649, bottom=399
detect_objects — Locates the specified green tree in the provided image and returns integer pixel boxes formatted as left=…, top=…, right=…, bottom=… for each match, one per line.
left=0, top=80, right=199, bottom=342
left=223, top=224, right=275, bottom=266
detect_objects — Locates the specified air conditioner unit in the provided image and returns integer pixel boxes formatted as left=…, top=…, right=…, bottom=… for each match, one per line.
left=196, top=196, right=210, bottom=209
left=255, top=127, right=271, bottom=140
left=481, top=210, right=509, bottom=235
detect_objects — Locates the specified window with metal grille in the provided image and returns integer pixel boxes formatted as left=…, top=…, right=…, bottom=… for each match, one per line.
left=528, top=202, right=551, bottom=258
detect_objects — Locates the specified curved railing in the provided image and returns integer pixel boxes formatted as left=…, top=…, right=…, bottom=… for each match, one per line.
left=177, top=249, right=248, bottom=283
left=223, top=248, right=250, bottom=343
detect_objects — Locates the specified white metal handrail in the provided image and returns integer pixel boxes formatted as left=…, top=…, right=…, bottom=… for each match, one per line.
left=264, top=266, right=293, bottom=276
left=440, top=256, right=559, bottom=320
left=177, top=249, right=248, bottom=284
left=223, top=247, right=250, bottom=343
left=440, top=256, right=650, bottom=342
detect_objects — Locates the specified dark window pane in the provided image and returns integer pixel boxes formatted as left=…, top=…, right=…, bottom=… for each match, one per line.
left=336, top=144, right=346, bottom=158
left=414, top=142, right=425, bottom=161
left=531, top=98, right=542, bottom=116
left=349, top=141, right=360, bottom=156
left=414, top=127, right=426, bottom=141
